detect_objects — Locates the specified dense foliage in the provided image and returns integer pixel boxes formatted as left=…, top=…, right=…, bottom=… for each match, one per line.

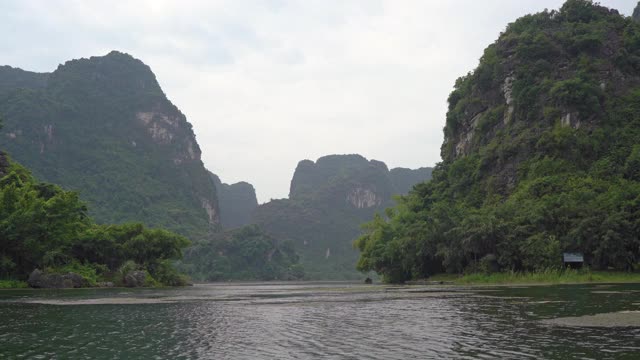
left=356, top=0, right=640, bottom=283
left=0, top=51, right=219, bottom=240
left=178, top=225, right=303, bottom=281
left=0, top=146, right=190, bottom=286
left=253, top=155, right=432, bottom=279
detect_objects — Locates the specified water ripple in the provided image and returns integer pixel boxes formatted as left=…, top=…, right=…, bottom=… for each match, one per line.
left=0, top=283, right=639, bottom=359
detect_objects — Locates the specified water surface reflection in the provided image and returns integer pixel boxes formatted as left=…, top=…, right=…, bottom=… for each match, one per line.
left=0, top=282, right=638, bottom=359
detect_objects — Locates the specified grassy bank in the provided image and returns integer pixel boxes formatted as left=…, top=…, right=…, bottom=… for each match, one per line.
left=428, top=269, right=640, bottom=285
left=0, top=280, right=28, bottom=289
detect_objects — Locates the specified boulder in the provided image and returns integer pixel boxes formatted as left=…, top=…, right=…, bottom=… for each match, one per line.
left=27, top=269, right=89, bottom=288
left=65, top=272, right=90, bottom=288
left=124, top=270, right=146, bottom=287
left=28, top=269, right=62, bottom=288
left=96, top=281, right=115, bottom=288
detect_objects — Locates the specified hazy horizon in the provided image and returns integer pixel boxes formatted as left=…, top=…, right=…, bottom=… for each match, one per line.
left=2, top=0, right=635, bottom=203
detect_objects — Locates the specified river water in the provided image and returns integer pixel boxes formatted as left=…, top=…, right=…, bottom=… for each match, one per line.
left=0, top=282, right=639, bottom=359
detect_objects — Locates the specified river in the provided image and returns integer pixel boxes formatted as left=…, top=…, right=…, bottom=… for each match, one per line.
left=0, top=282, right=639, bottom=359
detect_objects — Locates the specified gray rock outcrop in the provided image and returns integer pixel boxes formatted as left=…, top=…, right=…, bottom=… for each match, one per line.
left=27, top=269, right=89, bottom=288
left=124, top=270, right=147, bottom=287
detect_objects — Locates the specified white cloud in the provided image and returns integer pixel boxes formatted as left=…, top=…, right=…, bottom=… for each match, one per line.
left=0, top=0, right=636, bottom=202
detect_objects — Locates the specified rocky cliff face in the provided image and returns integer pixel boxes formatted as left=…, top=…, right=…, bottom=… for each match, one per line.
left=252, top=154, right=433, bottom=279
left=289, top=155, right=390, bottom=201
left=210, top=172, right=258, bottom=229
left=441, top=1, right=640, bottom=193
left=0, top=51, right=219, bottom=239
left=288, top=154, right=426, bottom=209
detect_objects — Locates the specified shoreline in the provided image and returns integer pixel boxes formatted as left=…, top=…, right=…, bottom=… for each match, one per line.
left=3, top=271, right=640, bottom=289
left=421, top=270, right=640, bottom=286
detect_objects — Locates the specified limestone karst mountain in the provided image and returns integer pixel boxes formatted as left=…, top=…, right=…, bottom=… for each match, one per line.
left=210, top=172, right=258, bottom=229
left=356, top=0, right=640, bottom=282
left=252, top=154, right=433, bottom=279
left=0, top=51, right=219, bottom=239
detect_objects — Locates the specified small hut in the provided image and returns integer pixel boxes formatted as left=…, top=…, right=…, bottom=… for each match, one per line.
left=563, top=252, right=584, bottom=269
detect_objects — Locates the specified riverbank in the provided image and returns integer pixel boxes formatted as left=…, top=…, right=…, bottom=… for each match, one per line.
left=427, top=269, right=640, bottom=285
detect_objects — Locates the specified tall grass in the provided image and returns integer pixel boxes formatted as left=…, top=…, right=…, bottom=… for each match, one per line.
left=0, top=280, right=28, bottom=288
left=430, top=268, right=640, bottom=285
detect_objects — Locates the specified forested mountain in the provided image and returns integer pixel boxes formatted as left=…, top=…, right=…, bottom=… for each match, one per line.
left=178, top=225, right=303, bottom=281
left=0, top=51, right=304, bottom=283
left=0, top=52, right=219, bottom=240
left=252, top=154, right=433, bottom=279
left=356, top=0, right=640, bottom=282
left=0, top=66, right=48, bottom=95
left=210, top=172, right=258, bottom=229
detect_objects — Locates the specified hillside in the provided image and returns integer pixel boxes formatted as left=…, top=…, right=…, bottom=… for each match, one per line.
left=0, top=66, right=48, bottom=95
left=0, top=51, right=219, bottom=239
left=252, top=154, right=433, bottom=279
left=178, top=224, right=304, bottom=281
left=356, top=0, right=640, bottom=282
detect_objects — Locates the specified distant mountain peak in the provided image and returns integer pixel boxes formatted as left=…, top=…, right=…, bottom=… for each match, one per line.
left=210, top=172, right=258, bottom=229
left=253, top=153, right=433, bottom=279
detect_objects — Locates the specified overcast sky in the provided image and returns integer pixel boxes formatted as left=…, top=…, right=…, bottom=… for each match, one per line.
left=1, top=0, right=636, bottom=202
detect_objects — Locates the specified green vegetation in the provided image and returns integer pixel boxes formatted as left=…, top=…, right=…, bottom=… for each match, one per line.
left=179, top=225, right=304, bottom=281
left=0, top=51, right=219, bottom=240
left=0, top=53, right=302, bottom=284
left=0, top=280, right=28, bottom=288
left=0, top=145, right=191, bottom=287
left=430, top=269, right=640, bottom=285
left=356, top=1, right=640, bottom=283
left=253, top=155, right=432, bottom=280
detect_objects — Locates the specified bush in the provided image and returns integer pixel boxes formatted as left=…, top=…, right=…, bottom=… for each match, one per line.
left=479, top=254, right=499, bottom=274
left=152, top=260, right=190, bottom=286
left=143, top=271, right=160, bottom=287
left=549, top=77, right=603, bottom=114
left=0, top=255, right=16, bottom=277
left=116, top=260, right=141, bottom=285
left=0, top=280, right=28, bottom=288
left=47, top=261, right=106, bottom=286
